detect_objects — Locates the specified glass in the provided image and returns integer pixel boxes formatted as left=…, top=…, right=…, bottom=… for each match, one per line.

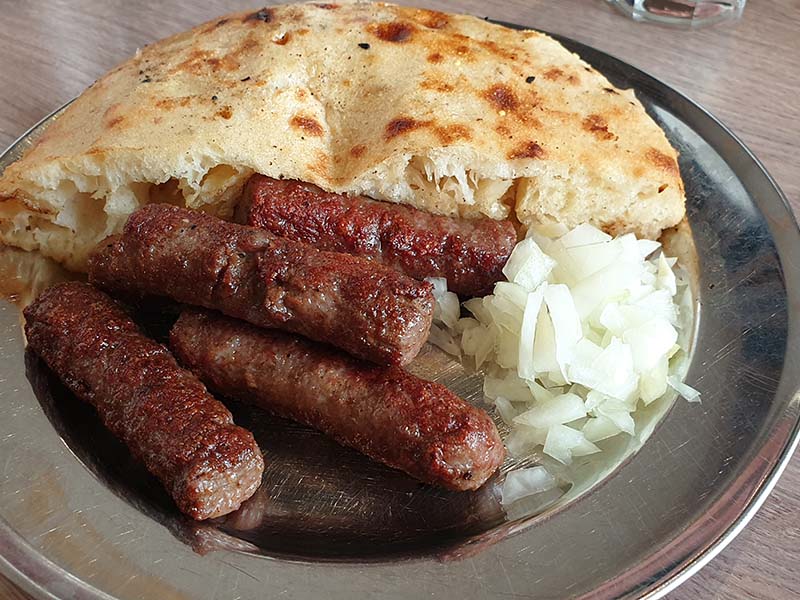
left=607, top=0, right=746, bottom=27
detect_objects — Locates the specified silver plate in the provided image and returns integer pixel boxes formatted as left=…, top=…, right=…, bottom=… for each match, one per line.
left=0, top=33, right=798, bottom=600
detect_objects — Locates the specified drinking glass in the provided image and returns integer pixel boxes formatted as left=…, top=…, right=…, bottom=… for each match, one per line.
left=607, top=0, right=746, bottom=27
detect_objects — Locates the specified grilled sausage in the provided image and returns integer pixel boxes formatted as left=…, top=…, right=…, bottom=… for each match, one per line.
left=170, top=309, right=505, bottom=491
left=23, top=282, right=264, bottom=520
left=243, top=175, right=518, bottom=296
left=88, top=204, right=433, bottom=366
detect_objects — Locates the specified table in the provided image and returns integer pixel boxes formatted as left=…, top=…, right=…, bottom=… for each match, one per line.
left=0, top=1, right=797, bottom=598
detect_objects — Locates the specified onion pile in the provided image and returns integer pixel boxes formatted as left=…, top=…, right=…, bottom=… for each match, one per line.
left=427, top=223, right=698, bottom=505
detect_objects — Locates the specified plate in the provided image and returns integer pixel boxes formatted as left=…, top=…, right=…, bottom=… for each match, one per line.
left=0, top=30, right=798, bottom=600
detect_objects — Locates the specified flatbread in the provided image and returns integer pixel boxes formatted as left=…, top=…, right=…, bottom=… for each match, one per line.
left=0, top=1, right=685, bottom=271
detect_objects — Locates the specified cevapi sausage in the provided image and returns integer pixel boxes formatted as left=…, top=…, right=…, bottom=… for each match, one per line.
left=170, top=309, right=505, bottom=491
left=88, top=204, right=434, bottom=366
left=244, top=175, right=518, bottom=296
left=23, top=282, right=264, bottom=520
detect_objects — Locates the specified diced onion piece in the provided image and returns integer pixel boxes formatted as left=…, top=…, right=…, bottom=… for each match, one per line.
left=571, top=261, right=643, bottom=320
left=543, top=424, right=588, bottom=464
left=623, top=318, right=678, bottom=373
left=637, top=238, right=662, bottom=259
left=559, top=223, right=612, bottom=248
left=533, top=308, right=559, bottom=375
left=596, top=403, right=635, bottom=436
left=571, top=437, right=602, bottom=457
left=501, top=466, right=557, bottom=506
left=426, top=277, right=460, bottom=331
left=657, top=254, right=677, bottom=295
left=527, top=379, right=556, bottom=403
left=568, top=337, right=638, bottom=401
left=494, top=396, right=518, bottom=425
left=505, top=425, right=548, bottom=456
left=428, top=322, right=460, bottom=356
left=639, top=355, right=669, bottom=404
left=502, top=238, right=556, bottom=291
left=583, top=416, right=622, bottom=442
left=462, top=325, right=494, bottom=368
left=544, top=284, right=582, bottom=379
left=517, top=287, right=545, bottom=380
left=668, top=375, right=701, bottom=403
left=455, top=317, right=480, bottom=334
left=634, top=289, right=679, bottom=326
left=484, top=372, right=532, bottom=403
left=464, top=297, right=492, bottom=326
left=513, top=393, right=586, bottom=429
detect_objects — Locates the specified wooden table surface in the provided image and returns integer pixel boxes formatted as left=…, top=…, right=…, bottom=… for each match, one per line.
left=0, top=0, right=797, bottom=598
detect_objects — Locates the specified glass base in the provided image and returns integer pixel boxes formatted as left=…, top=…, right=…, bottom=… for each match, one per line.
left=607, top=0, right=746, bottom=27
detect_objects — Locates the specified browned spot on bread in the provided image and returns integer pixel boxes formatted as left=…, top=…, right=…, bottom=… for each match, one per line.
left=508, top=141, right=545, bottom=160
left=217, top=106, right=233, bottom=120
left=296, top=28, right=310, bottom=35
left=483, top=84, right=519, bottom=112
left=341, top=79, right=351, bottom=88
left=603, top=87, right=619, bottom=95
left=156, top=96, right=192, bottom=110
left=646, top=148, right=679, bottom=175
left=244, top=8, right=274, bottom=23
left=313, top=3, right=339, bottom=8
left=207, top=55, right=240, bottom=73
left=543, top=67, right=579, bottom=84
left=420, top=77, right=454, bottom=93
left=495, top=124, right=510, bottom=137
left=427, top=52, right=443, bottom=63
left=658, top=183, right=669, bottom=193
left=350, top=144, right=367, bottom=158
left=413, top=9, right=449, bottom=29
left=308, top=151, right=331, bottom=178
left=582, top=114, right=617, bottom=141
left=290, top=114, right=324, bottom=137
left=385, top=117, right=428, bottom=140
left=106, top=116, right=124, bottom=128
left=233, top=34, right=260, bottom=56
left=434, top=124, right=471, bottom=144
left=295, top=89, right=307, bottom=100
left=273, top=31, right=292, bottom=45
left=477, top=39, right=519, bottom=62
left=369, top=21, right=415, bottom=43
left=173, top=49, right=212, bottom=75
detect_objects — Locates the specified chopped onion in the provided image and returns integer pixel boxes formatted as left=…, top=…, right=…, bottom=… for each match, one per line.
left=544, top=424, right=597, bottom=464
left=544, top=284, right=582, bottom=379
left=425, top=223, right=697, bottom=469
left=502, top=237, right=556, bottom=291
left=501, top=466, right=557, bottom=505
left=425, top=277, right=461, bottom=328
left=513, top=393, right=586, bottom=429
left=583, top=416, right=623, bottom=442
left=623, top=318, right=678, bottom=373
left=517, top=287, right=545, bottom=380
left=493, top=396, right=518, bottom=425
left=428, top=322, right=460, bottom=356
left=668, top=375, right=701, bottom=403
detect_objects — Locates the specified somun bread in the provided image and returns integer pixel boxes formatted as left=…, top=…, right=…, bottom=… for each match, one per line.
left=0, top=1, right=685, bottom=271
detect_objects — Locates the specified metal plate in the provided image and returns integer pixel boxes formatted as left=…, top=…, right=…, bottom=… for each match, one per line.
left=0, top=32, right=798, bottom=600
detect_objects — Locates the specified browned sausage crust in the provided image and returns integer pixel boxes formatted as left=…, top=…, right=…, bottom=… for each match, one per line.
left=23, top=282, right=264, bottom=520
left=170, top=309, right=505, bottom=491
left=244, top=175, right=518, bottom=297
left=88, top=204, right=434, bottom=366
